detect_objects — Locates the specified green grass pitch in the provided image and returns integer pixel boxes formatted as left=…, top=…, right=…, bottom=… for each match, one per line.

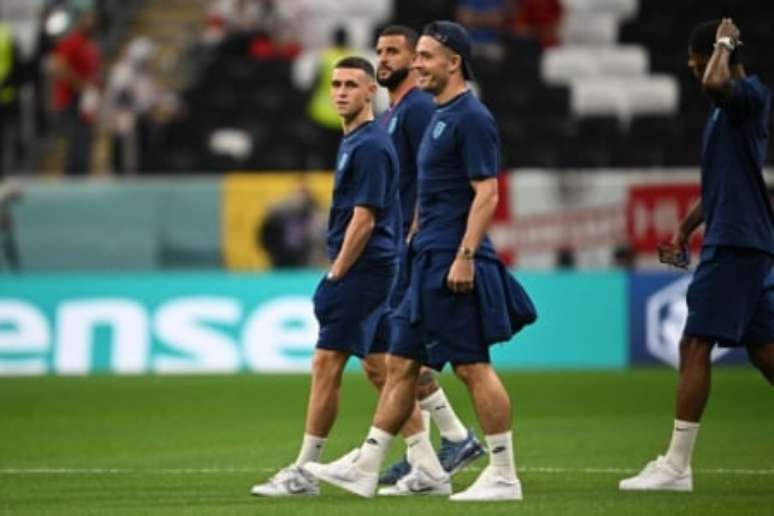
left=0, top=368, right=772, bottom=515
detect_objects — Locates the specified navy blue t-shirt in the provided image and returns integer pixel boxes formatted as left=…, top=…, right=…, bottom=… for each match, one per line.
left=701, top=75, right=774, bottom=253
left=414, top=91, right=500, bottom=257
left=379, top=88, right=436, bottom=237
left=327, top=120, right=401, bottom=268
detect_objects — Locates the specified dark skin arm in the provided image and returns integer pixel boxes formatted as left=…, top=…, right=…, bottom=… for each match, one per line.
left=658, top=199, right=704, bottom=269
left=702, top=18, right=741, bottom=103
left=328, top=206, right=375, bottom=281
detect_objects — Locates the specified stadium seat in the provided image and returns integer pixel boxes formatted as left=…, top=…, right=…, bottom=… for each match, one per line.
left=542, top=46, right=648, bottom=86
left=561, top=0, right=639, bottom=20
left=560, top=13, right=619, bottom=46
left=622, top=75, right=680, bottom=117
left=570, top=78, right=627, bottom=117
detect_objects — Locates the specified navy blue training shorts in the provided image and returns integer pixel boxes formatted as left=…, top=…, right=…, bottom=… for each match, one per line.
left=388, top=252, right=491, bottom=370
left=314, top=264, right=396, bottom=358
left=684, top=245, right=774, bottom=347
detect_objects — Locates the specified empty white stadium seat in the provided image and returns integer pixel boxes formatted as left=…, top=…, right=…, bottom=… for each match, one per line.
left=622, top=75, right=680, bottom=116
left=560, top=13, right=619, bottom=46
left=542, top=46, right=648, bottom=85
left=562, top=0, right=639, bottom=20
left=570, top=78, right=628, bottom=117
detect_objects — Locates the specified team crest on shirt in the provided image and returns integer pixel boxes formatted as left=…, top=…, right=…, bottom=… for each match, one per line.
left=432, top=121, right=446, bottom=139
left=388, top=116, right=398, bottom=135
left=337, top=152, right=349, bottom=171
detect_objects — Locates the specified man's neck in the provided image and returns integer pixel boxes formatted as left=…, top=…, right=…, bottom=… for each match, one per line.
left=388, top=74, right=418, bottom=107
left=342, top=106, right=374, bottom=135
left=435, top=77, right=468, bottom=106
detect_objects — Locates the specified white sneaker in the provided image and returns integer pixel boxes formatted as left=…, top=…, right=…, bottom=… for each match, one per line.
left=619, top=456, right=693, bottom=492
left=250, top=465, right=319, bottom=497
left=302, top=449, right=378, bottom=498
left=449, top=465, right=523, bottom=501
left=377, top=464, right=452, bottom=496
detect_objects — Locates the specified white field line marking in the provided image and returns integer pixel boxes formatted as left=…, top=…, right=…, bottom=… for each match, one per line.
left=0, top=466, right=772, bottom=476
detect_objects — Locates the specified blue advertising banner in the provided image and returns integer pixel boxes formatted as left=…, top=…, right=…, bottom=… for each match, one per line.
left=0, top=271, right=628, bottom=375
left=628, top=272, right=748, bottom=367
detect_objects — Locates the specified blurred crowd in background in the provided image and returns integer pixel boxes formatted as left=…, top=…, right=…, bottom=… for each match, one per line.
left=0, top=0, right=772, bottom=272
left=5, top=0, right=771, bottom=179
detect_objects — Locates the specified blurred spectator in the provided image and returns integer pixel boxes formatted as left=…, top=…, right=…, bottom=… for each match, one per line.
left=304, top=26, right=355, bottom=168
left=612, top=243, right=637, bottom=269
left=0, top=179, right=21, bottom=272
left=510, top=0, right=563, bottom=48
left=258, top=185, right=325, bottom=268
left=456, top=0, right=507, bottom=59
left=556, top=246, right=576, bottom=269
left=103, top=37, right=162, bottom=175
left=50, top=5, right=102, bottom=176
left=0, top=22, right=24, bottom=179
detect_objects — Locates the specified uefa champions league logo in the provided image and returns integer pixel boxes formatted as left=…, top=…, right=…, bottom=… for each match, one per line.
left=646, top=276, right=731, bottom=368
left=432, top=121, right=446, bottom=139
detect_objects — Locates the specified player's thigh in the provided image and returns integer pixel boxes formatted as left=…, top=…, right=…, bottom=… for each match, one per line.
left=685, top=246, right=770, bottom=344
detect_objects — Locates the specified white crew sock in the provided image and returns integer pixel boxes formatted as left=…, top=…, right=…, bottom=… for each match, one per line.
left=419, top=388, right=468, bottom=442
left=357, top=426, right=394, bottom=474
left=664, top=419, right=700, bottom=472
left=422, top=409, right=431, bottom=436
left=405, top=431, right=447, bottom=478
left=485, top=431, right=518, bottom=480
left=294, top=434, right=326, bottom=466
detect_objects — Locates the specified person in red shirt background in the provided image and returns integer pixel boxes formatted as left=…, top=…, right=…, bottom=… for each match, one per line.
left=51, top=7, right=101, bottom=176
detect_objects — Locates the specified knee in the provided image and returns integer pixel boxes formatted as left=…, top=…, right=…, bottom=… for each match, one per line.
left=386, top=354, right=420, bottom=383
left=679, top=337, right=713, bottom=372
left=748, top=346, right=774, bottom=385
left=453, top=362, right=487, bottom=387
left=311, top=351, right=347, bottom=385
left=362, top=358, right=387, bottom=390
left=415, top=368, right=439, bottom=400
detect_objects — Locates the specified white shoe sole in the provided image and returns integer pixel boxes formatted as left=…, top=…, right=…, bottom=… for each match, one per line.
left=250, top=487, right=319, bottom=497
left=449, top=485, right=523, bottom=501
left=619, top=482, right=692, bottom=492
left=378, top=485, right=452, bottom=496
left=302, top=463, right=376, bottom=498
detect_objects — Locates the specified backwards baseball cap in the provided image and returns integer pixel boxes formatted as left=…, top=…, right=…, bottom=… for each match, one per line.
left=422, top=21, right=475, bottom=81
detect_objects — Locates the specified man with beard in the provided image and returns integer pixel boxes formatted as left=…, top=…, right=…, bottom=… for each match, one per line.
left=372, top=25, right=485, bottom=489
left=303, top=21, right=537, bottom=501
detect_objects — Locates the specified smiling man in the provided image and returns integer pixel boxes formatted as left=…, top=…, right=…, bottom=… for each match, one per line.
left=373, top=25, right=486, bottom=490
left=303, top=22, right=537, bottom=502
left=251, top=57, right=401, bottom=498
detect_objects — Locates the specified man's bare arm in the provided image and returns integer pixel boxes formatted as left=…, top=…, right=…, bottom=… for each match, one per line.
left=328, top=206, right=375, bottom=280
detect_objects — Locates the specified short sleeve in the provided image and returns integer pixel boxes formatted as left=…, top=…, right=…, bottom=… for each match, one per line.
left=351, top=142, right=391, bottom=209
left=459, top=111, right=501, bottom=180
left=721, top=78, right=768, bottom=120
left=404, top=100, right=435, bottom=155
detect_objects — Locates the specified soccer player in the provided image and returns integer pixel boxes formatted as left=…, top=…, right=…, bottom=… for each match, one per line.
left=373, top=24, right=485, bottom=487
left=303, top=21, right=537, bottom=501
left=251, top=56, right=402, bottom=497
left=620, top=18, right=774, bottom=492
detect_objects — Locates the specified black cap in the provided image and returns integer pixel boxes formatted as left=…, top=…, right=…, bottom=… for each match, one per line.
left=423, top=20, right=475, bottom=81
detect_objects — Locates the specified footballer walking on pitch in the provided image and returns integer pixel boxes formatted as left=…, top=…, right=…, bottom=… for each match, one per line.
left=620, top=19, right=774, bottom=492
left=251, top=57, right=401, bottom=497
left=373, top=25, right=485, bottom=487
left=304, top=21, right=537, bottom=501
